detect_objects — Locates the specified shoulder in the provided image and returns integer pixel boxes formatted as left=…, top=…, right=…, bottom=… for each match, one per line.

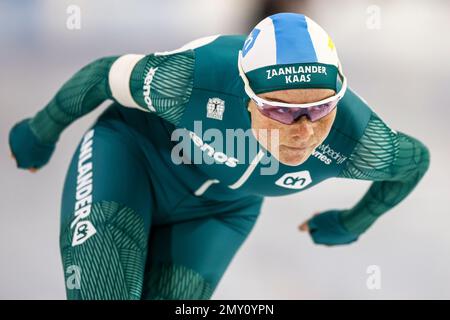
left=332, top=86, right=374, bottom=140
left=189, top=35, right=247, bottom=95
left=323, top=87, right=375, bottom=170
left=190, top=34, right=246, bottom=56
left=150, top=34, right=246, bottom=95
left=155, top=34, right=246, bottom=56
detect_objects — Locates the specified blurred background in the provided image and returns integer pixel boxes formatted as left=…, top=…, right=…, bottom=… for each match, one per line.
left=1, top=0, right=449, bottom=299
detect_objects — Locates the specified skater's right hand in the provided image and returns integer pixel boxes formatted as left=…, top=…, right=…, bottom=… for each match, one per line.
left=9, top=118, right=56, bottom=171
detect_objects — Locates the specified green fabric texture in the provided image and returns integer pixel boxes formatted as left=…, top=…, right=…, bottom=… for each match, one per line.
left=130, top=51, right=194, bottom=125
left=143, top=263, right=213, bottom=300
left=60, top=201, right=147, bottom=300
left=338, top=113, right=430, bottom=234
left=29, top=57, right=117, bottom=144
left=28, top=52, right=194, bottom=145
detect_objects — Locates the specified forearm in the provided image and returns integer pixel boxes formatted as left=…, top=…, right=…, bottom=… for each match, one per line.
left=28, top=56, right=118, bottom=144
left=340, top=132, right=430, bottom=234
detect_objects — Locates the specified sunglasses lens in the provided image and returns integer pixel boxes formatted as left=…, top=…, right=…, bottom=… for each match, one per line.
left=257, top=106, right=299, bottom=124
left=257, top=99, right=338, bottom=124
left=306, top=100, right=338, bottom=121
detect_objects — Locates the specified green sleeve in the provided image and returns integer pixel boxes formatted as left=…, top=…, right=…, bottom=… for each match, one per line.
left=129, top=51, right=194, bottom=126
left=29, top=57, right=118, bottom=144
left=28, top=51, right=195, bottom=145
left=338, top=113, right=431, bottom=234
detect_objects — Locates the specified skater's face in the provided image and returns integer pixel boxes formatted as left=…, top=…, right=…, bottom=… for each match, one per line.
left=248, top=88, right=337, bottom=166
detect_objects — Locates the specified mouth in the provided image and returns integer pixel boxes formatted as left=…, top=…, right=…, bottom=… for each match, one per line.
left=281, top=145, right=311, bottom=152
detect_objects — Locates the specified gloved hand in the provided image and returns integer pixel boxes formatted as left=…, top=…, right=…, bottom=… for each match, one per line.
left=9, top=118, right=55, bottom=171
left=299, top=209, right=359, bottom=246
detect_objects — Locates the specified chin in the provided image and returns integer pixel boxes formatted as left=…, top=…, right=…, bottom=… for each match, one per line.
left=279, top=157, right=309, bottom=166
left=277, top=150, right=311, bottom=166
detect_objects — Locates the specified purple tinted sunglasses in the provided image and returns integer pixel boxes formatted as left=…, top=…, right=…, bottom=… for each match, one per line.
left=255, top=99, right=339, bottom=124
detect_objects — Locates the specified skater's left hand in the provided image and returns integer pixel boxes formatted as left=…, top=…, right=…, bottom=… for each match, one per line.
left=299, top=210, right=359, bottom=246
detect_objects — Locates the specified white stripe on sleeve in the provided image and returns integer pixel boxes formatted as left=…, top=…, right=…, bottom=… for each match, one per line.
left=108, top=54, right=146, bottom=111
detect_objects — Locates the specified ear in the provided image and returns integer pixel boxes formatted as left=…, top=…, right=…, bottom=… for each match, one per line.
left=247, top=100, right=254, bottom=112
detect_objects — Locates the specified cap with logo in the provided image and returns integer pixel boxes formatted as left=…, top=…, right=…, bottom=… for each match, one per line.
left=240, top=13, right=344, bottom=94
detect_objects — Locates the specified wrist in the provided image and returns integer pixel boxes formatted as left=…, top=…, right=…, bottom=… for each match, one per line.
left=308, top=210, right=359, bottom=245
left=339, top=208, right=377, bottom=236
left=28, top=109, right=64, bottom=145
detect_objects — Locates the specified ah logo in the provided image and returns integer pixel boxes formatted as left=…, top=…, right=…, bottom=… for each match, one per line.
left=275, top=170, right=312, bottom=190
left=72, top=221, right=97, bottom=246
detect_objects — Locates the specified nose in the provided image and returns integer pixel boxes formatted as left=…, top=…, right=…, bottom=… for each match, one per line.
left=287, top=116, right=314, bottom=143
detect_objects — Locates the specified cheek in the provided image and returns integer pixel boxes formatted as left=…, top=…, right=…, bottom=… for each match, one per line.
left=250, top=111, right=285, bottom=152
left=315, top=111, right=336, bottom=141
left=324, top=109, right=337, bottom=130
